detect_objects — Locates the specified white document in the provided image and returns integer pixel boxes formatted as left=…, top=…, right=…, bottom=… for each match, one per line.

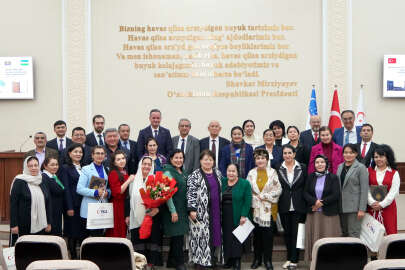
left=232, top=218, right=255, bottom=244
left=296, top=223, right=305, bottom=249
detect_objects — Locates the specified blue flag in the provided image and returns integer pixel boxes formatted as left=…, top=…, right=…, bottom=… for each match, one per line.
left=306, top=87, right=318, bottom=129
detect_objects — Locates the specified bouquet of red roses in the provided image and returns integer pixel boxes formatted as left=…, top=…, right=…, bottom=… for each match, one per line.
left=139, top=171, right=178, bottom=239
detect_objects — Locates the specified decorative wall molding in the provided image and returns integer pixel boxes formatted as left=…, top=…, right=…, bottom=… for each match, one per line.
left=63, top=0, right=90, bottom=130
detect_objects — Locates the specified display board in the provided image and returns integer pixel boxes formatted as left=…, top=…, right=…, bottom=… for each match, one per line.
left=383, top=55, right=405, bottom=98
left=0, top=56, right=34, bottom=99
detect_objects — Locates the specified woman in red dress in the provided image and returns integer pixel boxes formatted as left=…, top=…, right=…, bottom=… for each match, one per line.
left=106, top=150, right=134, bottom=237
left=367, top=144, right=399, bottom=235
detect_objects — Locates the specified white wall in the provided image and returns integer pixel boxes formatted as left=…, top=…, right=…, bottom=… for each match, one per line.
left=0, top=0, right=62, bottom=151
left=353, top=0, right=405, bottom=160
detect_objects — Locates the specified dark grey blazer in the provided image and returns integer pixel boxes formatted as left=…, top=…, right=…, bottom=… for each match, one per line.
left=172, top=135, right=200, bottom=175
left=337, top=159, right=369, bottom=213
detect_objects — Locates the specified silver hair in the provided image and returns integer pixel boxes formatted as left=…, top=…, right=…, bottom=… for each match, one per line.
left=178, top=118, right=191, bottom=127
left=104, top=128, right=118, bottom=135
left=34, top=131, right=47, bottom=139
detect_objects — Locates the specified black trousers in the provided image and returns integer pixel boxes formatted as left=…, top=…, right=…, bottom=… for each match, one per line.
left=279, top=211, right=305, bottom=263
left=81, top=218, right=104, bottom=237
left=252, top=222, right=273, bottom=262
left=167, top=235, right=185, bottom=267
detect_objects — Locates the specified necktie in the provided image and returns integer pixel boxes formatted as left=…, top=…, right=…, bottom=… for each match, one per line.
left=154, top=130, right=158, bottom=138
left=98, top=134, right=104, bottom=146
left=181, top=139, right=185, bottom=152
left=314, top=132, right=318, bottom=142
left=211, top=139, right=216, bottom=155
left=59, top=138, right=64, bottom=151
left=361, top=143, right=367, bottom=158
left=123, top=140, right=129, bottom=151
left=344, top=131, right=351, bottom=145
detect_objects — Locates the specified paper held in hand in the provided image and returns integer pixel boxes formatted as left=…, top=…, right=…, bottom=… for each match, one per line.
left=232, top=218, right=255, bottom=244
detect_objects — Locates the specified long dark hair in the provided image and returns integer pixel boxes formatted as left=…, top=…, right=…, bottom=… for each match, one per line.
left=374, top=144, right=397, bottom=170
left=109, top=150, right=127, bottom=182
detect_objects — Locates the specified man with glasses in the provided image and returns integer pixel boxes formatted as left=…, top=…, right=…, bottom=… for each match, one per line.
left=332, top=110, right=362, bottom=146
left=25, top=132, right=58, bottom=167
left=172, top=118, right=200, bottom=175
left=59, top=127, right=93, bottom=166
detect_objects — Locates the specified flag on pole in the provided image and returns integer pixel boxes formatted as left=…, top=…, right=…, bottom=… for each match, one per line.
left=355, top=85, right=366, bottom=126
left=328, top=87, right=342, bottom=133
left=305, top=86, right=318, bottom=130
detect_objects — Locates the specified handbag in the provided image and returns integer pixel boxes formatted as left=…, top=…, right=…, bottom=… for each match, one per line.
left=360, top=213, right=386, bottom=252
left=2, top=233, right=17, bottom=270
left=86, top=202, right=114, bottom=229
left=296, top=223, right=305, bottom=249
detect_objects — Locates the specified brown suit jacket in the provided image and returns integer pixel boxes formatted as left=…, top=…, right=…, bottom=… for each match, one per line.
left=25, top=147, right=59, bottom=160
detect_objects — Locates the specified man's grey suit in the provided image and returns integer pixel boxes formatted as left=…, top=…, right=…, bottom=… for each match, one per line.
left=337, top=159, right=369, bottom=237
left=172, top=135, right=200, bottom=175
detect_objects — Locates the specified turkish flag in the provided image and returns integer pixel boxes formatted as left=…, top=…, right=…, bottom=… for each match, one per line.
left=388, top=58, right=396, bottom=64
left=328, top=89, right=342, bottom=134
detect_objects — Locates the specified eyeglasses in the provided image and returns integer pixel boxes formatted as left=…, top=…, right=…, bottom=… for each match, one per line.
left=93, top=152, right=105, bottom=155
left=35, top=137, right=45, bottom=139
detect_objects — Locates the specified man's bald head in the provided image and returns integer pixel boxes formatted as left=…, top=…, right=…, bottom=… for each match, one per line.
left=208, top=121, right=222, bottom=138
left=310, top=115, right=321, bottom=132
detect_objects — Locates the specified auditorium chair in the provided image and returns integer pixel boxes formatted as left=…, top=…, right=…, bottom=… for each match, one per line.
left=14, top=235, right=68, bottom=270
left=80, top=237, right=147, bottom=270
left=378, top=234, right=405, bottom=259
left=310, top=237, right=368, bottom=270
left=364, top=259, right=405, bottom=270
left=27, top=260, right=100, bottom=270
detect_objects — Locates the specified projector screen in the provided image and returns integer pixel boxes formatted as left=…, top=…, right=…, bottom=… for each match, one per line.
left=0, top=56, right=34, bottom=99
left=383, top=55, right=405, bottom=98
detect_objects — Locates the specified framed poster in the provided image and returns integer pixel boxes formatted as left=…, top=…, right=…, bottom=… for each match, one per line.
left=383, top=55, right=405, bottom=98
left=0, top=56, right=34, bottom=99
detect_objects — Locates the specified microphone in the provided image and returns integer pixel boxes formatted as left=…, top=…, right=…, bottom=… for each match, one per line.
left=19, top=135, right=33, bottom=152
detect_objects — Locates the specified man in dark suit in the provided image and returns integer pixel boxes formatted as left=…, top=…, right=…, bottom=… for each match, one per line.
left=104, top=128, right=132, bottom=173
left=136, top=109, right=173, bottom=158
left=299, top=115, right=321, bottom=150
left=46, top=120, right=72, bottom=153
left=332, top=110, right=362, bottom=146
left=25, top=132, right=58, bottom=167
left=199, top=120, right=230, bottom=167
left=59, top=127, right=92, bottom=166
left=85, top=114, right=105, bottom=147
left=356, top=123, right=378, bottom=168
left=118, top=123, right=138, bottom=174
left=172, top=118, right=200, bottom=175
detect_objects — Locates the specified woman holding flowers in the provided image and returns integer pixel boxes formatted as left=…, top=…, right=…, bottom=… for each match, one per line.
left=162, top=149, right=189, bottom=270
left=127, top=156, right=163, bottom=269
left=187, top=149, right=223, bottom=269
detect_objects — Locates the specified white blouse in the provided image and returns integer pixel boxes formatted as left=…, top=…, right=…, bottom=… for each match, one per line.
left=244, top=134, right=263, bottom=149
left=367, top=167, right=400, bottom=208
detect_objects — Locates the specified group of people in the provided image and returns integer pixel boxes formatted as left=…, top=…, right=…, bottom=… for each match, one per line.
left=9, top=109, right=400, bottom=270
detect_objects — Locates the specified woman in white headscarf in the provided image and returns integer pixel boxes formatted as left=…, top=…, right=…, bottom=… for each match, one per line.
left=10, top=156, right=52, bottom=245
left=127, top=156, right=163, bottom=269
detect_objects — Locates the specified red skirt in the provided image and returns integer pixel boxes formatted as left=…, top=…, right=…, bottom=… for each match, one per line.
left=106, top=197, right=127, bottom=238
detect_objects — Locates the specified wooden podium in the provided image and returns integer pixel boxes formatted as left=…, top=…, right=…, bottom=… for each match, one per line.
left=0, top=152, right=25, bottom=223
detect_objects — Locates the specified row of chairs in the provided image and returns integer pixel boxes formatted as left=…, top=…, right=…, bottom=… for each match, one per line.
left=0, top=235, right=147, bottom=270
left=310, top=235, right=405, bottom=270
left=2, top=234, right=405, bottom=270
